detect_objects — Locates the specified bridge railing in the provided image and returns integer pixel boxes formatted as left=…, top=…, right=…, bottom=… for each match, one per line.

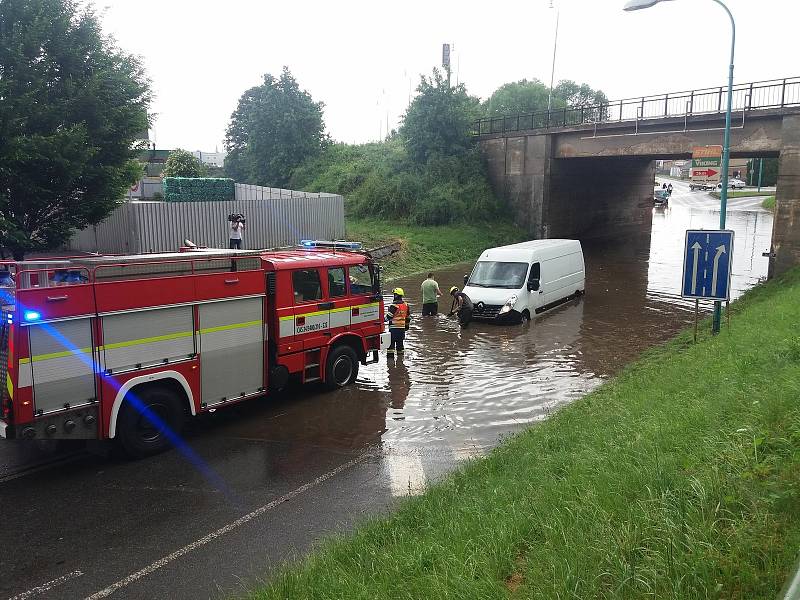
left=472, top=76, right=800, bottom=136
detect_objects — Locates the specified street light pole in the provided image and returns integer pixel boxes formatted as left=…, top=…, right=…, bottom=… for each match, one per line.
left=624, top=0, right=735, bottom=334
left=547, top=1, right=560, bottom=114
left=711, top=0, right=735, bottom=334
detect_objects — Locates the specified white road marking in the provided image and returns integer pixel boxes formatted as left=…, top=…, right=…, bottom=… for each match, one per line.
left=84, top=454, right=371, bottom=599
left=9, top=570, right=84, bottom=600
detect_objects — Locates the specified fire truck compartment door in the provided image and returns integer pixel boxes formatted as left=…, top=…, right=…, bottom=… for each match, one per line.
left=198, top=297, right=264, bottom=406
left=28, top=319, right=96, bottom=414
left=102, top=306, right=195, bottom=373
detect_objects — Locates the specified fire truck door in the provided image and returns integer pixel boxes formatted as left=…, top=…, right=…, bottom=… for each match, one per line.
left=198, top=297, right=264, bottom=406
left=27, top=319, right=96, bottom=414
left=291, top=268, right=329, bottom=350
left=348, top=264, right=380, bottom=333
left=326, top=266, right=350, bottom=335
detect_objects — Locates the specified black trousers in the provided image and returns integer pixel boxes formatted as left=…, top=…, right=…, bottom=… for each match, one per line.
left=457, top=307, right=473, bottom=327
left=422, top=302, right=438, bottom=316
left=389, top=328, right=405, bottom=351
left=229, top=239, right=242, bottom=249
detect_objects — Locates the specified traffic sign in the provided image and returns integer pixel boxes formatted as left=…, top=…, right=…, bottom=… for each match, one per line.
left=682, top=230, right=734, bottom=300
left=691, top=145, right=722, bottom=186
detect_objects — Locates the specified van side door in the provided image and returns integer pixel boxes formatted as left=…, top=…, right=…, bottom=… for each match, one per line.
left=527, top=262, right=543, bottom=311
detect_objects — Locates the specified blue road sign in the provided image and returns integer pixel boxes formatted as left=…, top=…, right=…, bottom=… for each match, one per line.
left=682, top=230, right=734, bottom=300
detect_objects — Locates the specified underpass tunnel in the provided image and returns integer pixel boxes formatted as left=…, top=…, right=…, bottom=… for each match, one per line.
left=545, top=156, right=655, bottom=241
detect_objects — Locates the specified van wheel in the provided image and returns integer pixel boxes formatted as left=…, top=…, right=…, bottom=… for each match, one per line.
left=325, top=345, right=360, bottom=390
left=521, top=310, right=531, bottom=322
left=117, top=385, right=184, bottom=458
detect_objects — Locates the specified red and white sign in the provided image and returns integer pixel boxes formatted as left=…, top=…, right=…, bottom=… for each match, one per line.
left=690, top=146, right=722, bottom=186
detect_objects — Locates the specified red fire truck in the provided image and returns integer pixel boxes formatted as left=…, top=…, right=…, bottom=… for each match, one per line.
left=0, top=242, right=388, bottom=456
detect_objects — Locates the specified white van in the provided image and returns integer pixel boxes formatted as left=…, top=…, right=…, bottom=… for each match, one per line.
left=463, top=239, right=585, bottom=323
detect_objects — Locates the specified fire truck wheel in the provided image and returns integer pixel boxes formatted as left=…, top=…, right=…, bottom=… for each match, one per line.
left=117, top=385, right=185, bottom=458
left=325, top=345, right=360, bottom=389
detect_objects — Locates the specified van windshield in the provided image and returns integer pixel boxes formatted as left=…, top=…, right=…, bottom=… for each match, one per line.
left=468, top=261, right=528, bottom=289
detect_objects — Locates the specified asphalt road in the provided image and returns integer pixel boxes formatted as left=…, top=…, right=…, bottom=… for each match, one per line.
left=658, top=177, right=774, bottom=212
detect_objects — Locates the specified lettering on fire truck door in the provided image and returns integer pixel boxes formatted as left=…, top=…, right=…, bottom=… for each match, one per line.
left=198, top=297, right=264, bottom=406
left=26, top=318, right=96, bottom=414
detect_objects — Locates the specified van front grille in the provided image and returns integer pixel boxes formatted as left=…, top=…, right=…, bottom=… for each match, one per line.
left=472, top=303, right=502, bottom=319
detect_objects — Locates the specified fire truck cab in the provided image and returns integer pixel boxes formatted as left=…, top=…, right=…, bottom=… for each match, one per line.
left=0, top=243, right=388, bottom=457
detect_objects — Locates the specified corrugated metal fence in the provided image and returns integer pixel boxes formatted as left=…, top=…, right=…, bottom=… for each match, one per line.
left=67, top=185, right=345, bottom=254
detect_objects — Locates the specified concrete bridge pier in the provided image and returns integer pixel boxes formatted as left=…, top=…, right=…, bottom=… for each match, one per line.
left=771, top=114, right=800, bottom=277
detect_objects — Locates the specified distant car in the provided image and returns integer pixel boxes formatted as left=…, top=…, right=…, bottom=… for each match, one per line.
left=718, top=178, right=746, bottom=190
left=654, top=189, right=670, bottom=206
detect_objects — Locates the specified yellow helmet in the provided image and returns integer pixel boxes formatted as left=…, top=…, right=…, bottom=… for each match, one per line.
left=392, top=287, right=404, bottom=296
left=449, top=286, right=458, bottom=295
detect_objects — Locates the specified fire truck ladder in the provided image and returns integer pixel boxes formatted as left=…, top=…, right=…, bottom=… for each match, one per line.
left=303, top=348, right=322, bottom=383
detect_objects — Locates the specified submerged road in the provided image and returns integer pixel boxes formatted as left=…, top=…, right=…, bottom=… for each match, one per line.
left=0, top=190, right=774, bottom=599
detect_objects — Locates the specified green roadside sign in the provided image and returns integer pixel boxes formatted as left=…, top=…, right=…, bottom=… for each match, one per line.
left=692, top=157, right=722, bottom=168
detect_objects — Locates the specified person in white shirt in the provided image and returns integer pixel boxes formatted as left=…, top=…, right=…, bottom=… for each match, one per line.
left=229, top=218, right=244, bottom=249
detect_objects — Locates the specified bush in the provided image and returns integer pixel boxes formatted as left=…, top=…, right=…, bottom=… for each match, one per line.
left=291, top=139, right=504, bottom=226
left=163, top=177, right=235, bottom=202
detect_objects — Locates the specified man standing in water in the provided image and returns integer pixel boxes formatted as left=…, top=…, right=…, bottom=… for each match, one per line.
left=420, top=272, right=442, bottom=316
left=448, top=286, right=473, bottom=327
left=386, top=287, right=410, bottom=356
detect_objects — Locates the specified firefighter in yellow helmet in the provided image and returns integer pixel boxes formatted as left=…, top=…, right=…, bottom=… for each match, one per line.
left=385, top=287, right=410, bottom=355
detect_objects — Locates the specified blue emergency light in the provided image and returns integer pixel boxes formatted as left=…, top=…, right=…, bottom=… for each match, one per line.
left=23, top=310, right=41, bottom=322
left=300, top=240, right=363, bottom=250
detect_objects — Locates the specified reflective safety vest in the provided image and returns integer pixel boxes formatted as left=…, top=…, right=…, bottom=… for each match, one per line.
left=389, top=302, right=409, bottom=329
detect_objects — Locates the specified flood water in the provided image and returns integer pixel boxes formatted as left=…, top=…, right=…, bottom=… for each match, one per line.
left=339, top=184, right=774, bottom=495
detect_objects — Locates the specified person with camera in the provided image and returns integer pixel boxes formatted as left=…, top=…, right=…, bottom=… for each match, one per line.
left=229, top=213, right=245, bottom=249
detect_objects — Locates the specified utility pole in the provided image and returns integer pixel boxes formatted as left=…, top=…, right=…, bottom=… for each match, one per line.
left=442, top=43, right=452, bottom=87
left=547, top=1, right=560, bottom=114
left=757, top=157, right=764, bottom=192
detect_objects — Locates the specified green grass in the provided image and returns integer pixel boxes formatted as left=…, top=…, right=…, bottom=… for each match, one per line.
left=762, top=196, right=776, bottom=212
left=709, top=190, right=775, bottom=199
left=347, top=218, right=528, bottom=280
left=248, top=267, right=800, bottom=599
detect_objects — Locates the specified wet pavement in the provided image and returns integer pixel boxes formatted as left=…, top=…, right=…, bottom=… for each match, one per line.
left=0, top=182, right=774, bottom=599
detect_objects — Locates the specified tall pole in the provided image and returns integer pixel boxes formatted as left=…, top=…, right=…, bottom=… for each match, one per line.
left=547, top=4, right=560, bottom=114
left=712, top=0, right=735, bottom=335
left=757, top=157, right=764, bottom=191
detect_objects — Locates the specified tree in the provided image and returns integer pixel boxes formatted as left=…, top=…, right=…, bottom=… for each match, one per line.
left=401, top=69, right=482, bottom=164
left=553, top=80, right=609, bottom=121
left=483, top=79, right=609, bottom=121
left=0, top=0, right=151, bottom=259
left=483, top=79, right=553, bottom=117
left=162, top=150, right=206, bottom=178
left=224, top=67, right=326, bottom=187
left=553, top=80, right=608, bottom=108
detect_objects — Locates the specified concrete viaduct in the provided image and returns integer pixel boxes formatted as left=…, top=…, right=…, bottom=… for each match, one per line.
left=474, top=77, right=800, bottom=276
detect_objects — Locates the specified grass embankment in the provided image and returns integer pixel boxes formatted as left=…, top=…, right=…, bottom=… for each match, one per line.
left=347, top=218, right=527, bottom=280
left=763, top=196, right=777, bottom=212
left=250, top=268, right=800, bottom=599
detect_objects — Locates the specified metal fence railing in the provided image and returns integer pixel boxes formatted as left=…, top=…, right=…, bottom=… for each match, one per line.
left=472, top=76, right=800, bottom=136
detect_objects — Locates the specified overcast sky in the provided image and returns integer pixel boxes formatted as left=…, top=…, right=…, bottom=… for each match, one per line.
left=96, top=0, right=797, bottom=152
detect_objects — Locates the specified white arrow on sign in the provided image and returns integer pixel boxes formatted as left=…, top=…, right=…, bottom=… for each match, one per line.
left=690, top=241, right=702, bottom=294
left=711, top=244, right=726, bottom=296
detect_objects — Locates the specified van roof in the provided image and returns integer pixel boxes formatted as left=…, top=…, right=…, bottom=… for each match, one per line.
left=478, top=239, right=582, bottom=262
